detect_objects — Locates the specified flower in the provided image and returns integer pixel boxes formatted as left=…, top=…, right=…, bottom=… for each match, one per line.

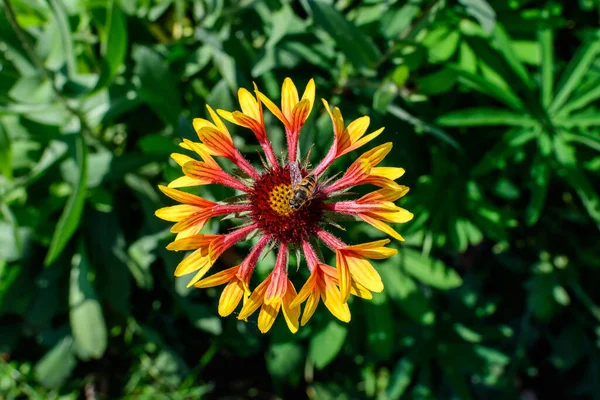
left=156, top=78, right=413, bottom=333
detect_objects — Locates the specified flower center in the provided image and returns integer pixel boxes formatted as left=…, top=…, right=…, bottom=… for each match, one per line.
left=248, top=165, right=324, bottom=245
left=268, top=184, right=295, bottom=216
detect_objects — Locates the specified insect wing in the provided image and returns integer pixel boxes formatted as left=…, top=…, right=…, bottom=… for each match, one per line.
left=289, top=161, right=302, bottom=187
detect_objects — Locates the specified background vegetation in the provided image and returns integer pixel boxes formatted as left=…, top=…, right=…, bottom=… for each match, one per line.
left=1, top=0, right=600, bottom=398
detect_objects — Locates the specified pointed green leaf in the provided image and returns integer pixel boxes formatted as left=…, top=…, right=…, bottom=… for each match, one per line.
left=437, top=107, right=537, bottom=127
left=564, top=167, right=600, bottom=227
left=44, top=134, right=87, bottom=266
left=133, top=46, right=181, bottom=125
left=48, top=0, right=76, bottom=78
left=473, top=128, right=537, bottom=176
left=538, top=26, right=554, bottom=107
left=34, top=336, right=77, bottom=388
left=307, top=1, right=381, bottom=70
left=69, top=245, right=108, bottom=359
left=562, top=131, right=600, bottom=153
left=491, top=24, right=533, bottom=89
left=387, top=104, right=461, bottom=150
left=95, top=1, right=128, bottom=89
left=555, top=112, right=600, bottom=128
left=526, top=156, right=550, bottom=226
left=559, top=79, right=600, bottom=116
left=400, top=249, right=462, bottom=290
left=449, top=65, right=525, bottom=111
left=385, top=358, right=415, bottom=400
left=550, top=39, right=600, bottom=114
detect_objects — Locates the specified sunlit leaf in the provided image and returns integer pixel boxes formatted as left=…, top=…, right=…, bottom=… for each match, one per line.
left=309, top=321, right=347, bottom=369
left=307, top=0, right=381, bottom=70
left=69, top=244, right=107, bottom=359
left=400, top=249, right=463, bottom=290
left=34, top=335, right=77, bottom=388
left=44, top=134, right=87, bottom=266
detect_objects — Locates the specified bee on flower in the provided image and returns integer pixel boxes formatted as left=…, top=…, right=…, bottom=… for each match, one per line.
left=155, top=78, right=413, bottom=333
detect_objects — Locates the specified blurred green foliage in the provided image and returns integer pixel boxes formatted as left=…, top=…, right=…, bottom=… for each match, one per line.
left=1, top=0, right=600, bottom=398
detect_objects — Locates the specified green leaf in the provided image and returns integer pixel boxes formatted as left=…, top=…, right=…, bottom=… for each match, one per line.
left=553, top=134, right=577, bottom=166
left=564, top=167, right=600, bottom=227
left=550, top=39, right=600, bottom=114
left=437, top=107, right=537, bottom=127
left=385, top=358, right=415, bottom=400
left=559, top=80, right=600, bottom=116
left=387, top=104, right=461, bottom=150
left=23, top=139, right=68, bottom=186
left=44, top=134, right=87, bottom=266
left=34, top=336, right=77, bottom=388
left=459, top=0, right=496, bottom=34
left=563, top=131, right=600, bottom=153
left=309, top=321, right=347, bottom=369
left=48, top=0, right=76, bottom=78
left=526, top=156, right=550, bottom=226
left=266, top=342, right=304, bottom=383
left=400, top=249, right=463, bottom=290
left=555, top=112, right=600, bottom=128
left=379, top=266, right=435, bottom=325
left=307, top=1, right=381, bottom=70
left=95, top=1, right=128, bottom=89
left=490, top=24, right=533, bottom=89
left=417, top=67, right=457, bottom=95
left=0, top=121, right=11, bottom=178
left=133, top=46, right=181, bottom=125
left=538, top=26, right=554, bottom=108
left=472, top=128, right=537, bottom=176
left=69, top=245, right=108, bottom=359
left=449, top=64, right=525, bottom=111
left=380, top=3, right=420, bottom=39
left=423, top=26, right=460, bottom=64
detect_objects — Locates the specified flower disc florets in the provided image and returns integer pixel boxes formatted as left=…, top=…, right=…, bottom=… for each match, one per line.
left=156, top=78, right=414, bottom=333
left=248, top=165, right=323, bottom=245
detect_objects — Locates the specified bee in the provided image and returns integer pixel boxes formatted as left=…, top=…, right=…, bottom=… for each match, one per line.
left=289, top=161, right=318, bottom=210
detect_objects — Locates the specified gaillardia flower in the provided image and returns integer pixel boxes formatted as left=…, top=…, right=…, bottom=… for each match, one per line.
left=156, top=78, right=413, bottom=333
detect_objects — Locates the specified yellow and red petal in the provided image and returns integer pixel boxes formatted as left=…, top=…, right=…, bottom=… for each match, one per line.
left=256, top=89, right=287, bottom=126
left=264, top=246, right=289, bottom=305
left=291, top=99, right=311, bottom=134
left=257, top=301, right=281, bottom=334
left=300, top=290, right=320, bottom=326
left=155, top=204, right=198, bottom=222
left=359, top=214, right=405, bottom=241
left=301, top=78, right=315, bottom=115
left=237, top=277, right=270, bottom=321
left=166, top=234, right=219, bottom=251
left=173, top=249, right=209, bottom=277
left=290, top=272, right=318, bottom=309
left=206, top=105, right=231, bottom=140
left=336, top=249, right=352, bottom=303
left=281, top=77, right=300, bottom=122
left=168, top=175, right=206, bottom=188
left=194, top=265, right=240, bottom=288
left=281, top=280, right=300, bottom=333
left=196, top=127, right=236, bottom=159
left=344, top=256, right=384, bottom=293
left=158, top=185, right=216, bottom=207
left=218, top=279, right=245, bottom=316
left=321, top=275, right=351, bottom=322
left=238, top=88, right=262, bottom=121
